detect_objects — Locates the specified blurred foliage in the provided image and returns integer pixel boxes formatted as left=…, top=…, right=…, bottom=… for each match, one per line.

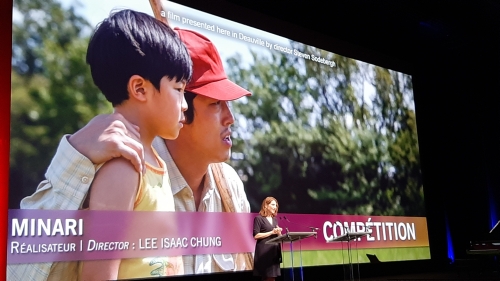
left=10, top=0, right=111, bottom=208
left=10, top=0, right=423, bottom=216
left=227, top=42, right=423, bottom=216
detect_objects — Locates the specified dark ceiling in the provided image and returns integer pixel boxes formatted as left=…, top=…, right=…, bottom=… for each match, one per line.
left=223, top=0, right=500, bottom=66
left=216, top=0, right=500, bottom=260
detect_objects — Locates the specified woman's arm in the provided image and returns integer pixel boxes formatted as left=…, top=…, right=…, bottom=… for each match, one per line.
left=80, top=157, right=139, bottom=280
left=254, top=229, right=279, bottom=240
left=253, top=217, right=281, bottom=240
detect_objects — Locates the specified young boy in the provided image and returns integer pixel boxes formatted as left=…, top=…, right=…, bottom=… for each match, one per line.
left=7, top=9, right=192, bottom=281
left=79, top=9, right=192, bottom=280
left=77, top=10, right=192, bottom=280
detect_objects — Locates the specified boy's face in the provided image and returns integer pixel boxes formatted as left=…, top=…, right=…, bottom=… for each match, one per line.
left=150, top=76, right=187, bottom=140
left=176, top=95, right=235, bottom=163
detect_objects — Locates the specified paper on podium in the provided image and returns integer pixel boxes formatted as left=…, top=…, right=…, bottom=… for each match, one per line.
left=326, top=231, right=371, bottom=243
left=266, top=231, right=316, bottom=244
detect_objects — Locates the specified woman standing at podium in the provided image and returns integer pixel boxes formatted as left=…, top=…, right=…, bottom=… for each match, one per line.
left=253, top=197, right=283, bottom=281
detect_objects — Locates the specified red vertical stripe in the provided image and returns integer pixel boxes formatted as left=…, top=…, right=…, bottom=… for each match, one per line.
left=0, top=0, right=14, bottom=277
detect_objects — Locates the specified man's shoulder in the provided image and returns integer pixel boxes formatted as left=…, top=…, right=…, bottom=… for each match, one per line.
left=219, top=162, right=240, bottom=179
left=211, top=162, right=243, bottom=190
left=220, top=162, right=236, bottom=171
left=152, top=137, right=170, bottom=162
left=214, top=162, right=250, bottom=211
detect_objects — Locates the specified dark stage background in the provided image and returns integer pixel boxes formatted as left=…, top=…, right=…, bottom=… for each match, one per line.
left=155, top=0, right=500, bottom=280
left=2, top=0, right=500, bottom=280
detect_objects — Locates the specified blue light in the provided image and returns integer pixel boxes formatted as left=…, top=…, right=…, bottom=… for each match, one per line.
left=488, top=183, right=498, bottom=230
left=445, top=213, right=454, bottom=263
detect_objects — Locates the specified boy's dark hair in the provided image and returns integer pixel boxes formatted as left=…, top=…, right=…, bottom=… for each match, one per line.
left=86, top=9, right=192, bottom=106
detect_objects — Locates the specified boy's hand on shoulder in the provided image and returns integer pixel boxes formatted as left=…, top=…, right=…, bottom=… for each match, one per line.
left=68, top=112, right=145, bottom=173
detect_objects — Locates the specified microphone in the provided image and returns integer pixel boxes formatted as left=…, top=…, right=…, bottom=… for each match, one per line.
left=279, top=216, right=293, bottom=223
left=364, top=223, right=373, bottom=233
left=309, top=226, right=319, bottom=239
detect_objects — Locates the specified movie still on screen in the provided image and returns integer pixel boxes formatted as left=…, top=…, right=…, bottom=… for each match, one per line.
left=7, top=0, right=428, bottom=279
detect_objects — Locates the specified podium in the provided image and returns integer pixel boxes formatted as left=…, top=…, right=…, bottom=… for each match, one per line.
left=327, top=231, right=371, bottom=281
left=267, top=232, right=316, bottom=281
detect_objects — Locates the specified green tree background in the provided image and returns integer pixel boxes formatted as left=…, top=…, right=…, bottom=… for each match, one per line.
left=226, top=42, right=422, bottom=216
left=10, top=0, right=423, bottom=217
left=10, top=0, right=111, bottom=208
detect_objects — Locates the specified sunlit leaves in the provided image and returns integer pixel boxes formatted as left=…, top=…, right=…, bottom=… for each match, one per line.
left=227, top=41, right=422, bottom=216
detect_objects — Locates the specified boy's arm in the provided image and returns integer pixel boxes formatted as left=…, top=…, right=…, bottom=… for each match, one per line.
left=80, top=157, right=139, bottom=280
left=21, top=113, right=144, bottom=210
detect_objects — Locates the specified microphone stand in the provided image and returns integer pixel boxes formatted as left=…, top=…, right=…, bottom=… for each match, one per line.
left=346, top=225, right=353, bottom=281
left=285, top=227, right=295, bottom=281
left=337, top=221, right=371, bottom=281
left=281, top=217, right=316, bottom=281
left=335, top=221, right=353, bottom=281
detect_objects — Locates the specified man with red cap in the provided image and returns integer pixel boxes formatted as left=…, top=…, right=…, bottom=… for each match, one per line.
left=16, top=27, right=254, bottom=276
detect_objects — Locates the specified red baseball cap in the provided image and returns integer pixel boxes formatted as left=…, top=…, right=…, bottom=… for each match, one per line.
left=175, top=27, right=251, bottom=101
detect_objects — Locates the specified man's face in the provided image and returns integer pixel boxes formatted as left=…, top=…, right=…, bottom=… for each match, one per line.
left=176, top=95, right=235, bottom=164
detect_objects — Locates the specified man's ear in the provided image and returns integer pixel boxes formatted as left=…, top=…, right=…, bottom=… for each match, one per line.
left=127, top=75, right=149, bottom=102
